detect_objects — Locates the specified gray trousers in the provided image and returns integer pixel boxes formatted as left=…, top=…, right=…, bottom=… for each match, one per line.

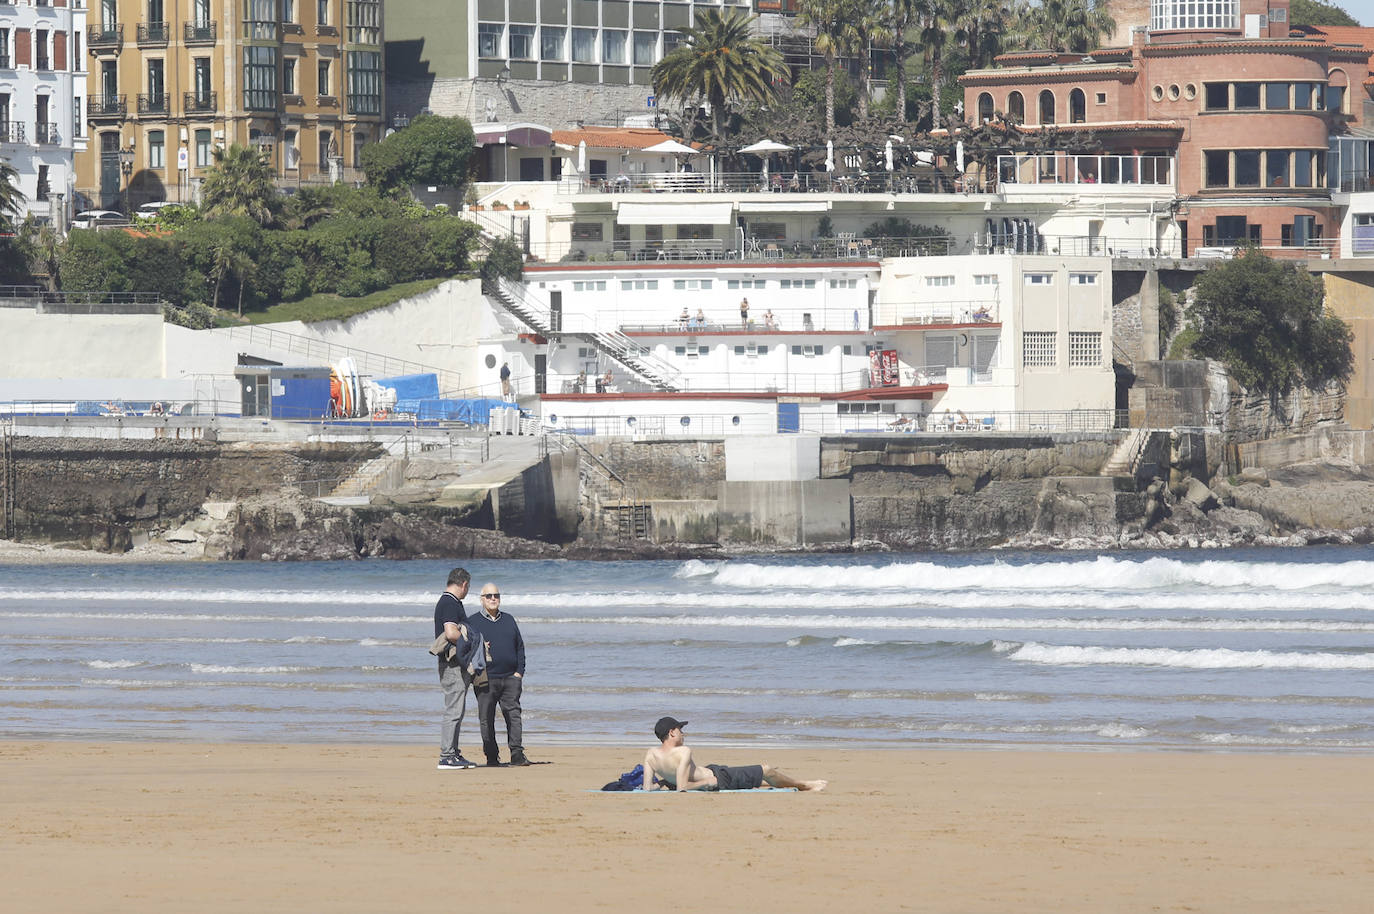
left=438, top=659, right=470, bottom=758
left=475, top=675, right=523, bottom=761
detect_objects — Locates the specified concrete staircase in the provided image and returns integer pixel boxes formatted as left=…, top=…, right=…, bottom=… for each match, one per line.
left=324, top=454, right=408, bottom=504
left=1101, top=428, right=1149, bottom=478
left=489, top=276, right=682, bottom=392
left=551, top=433, right=652, bottom=540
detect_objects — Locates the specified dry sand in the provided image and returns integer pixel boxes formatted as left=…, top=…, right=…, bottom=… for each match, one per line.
left=3, top=742, right=1371, bottom=913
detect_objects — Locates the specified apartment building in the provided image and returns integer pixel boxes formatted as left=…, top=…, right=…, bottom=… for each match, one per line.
left=73, top=0, right=383, bottom=210
left=0, top=0, right=88, bottom=226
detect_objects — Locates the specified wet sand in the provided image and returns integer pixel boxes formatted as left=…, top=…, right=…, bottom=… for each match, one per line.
left=2, top=741, right=1371, bottom=912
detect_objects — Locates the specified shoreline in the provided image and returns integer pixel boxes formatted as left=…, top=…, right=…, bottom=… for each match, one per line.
left=4, top=740, right=1371, bottom=911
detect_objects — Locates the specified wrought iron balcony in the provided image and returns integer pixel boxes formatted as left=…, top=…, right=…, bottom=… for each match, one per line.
left=137, top=21, right=169, bottom=46
left=184, top=21, right=217, bottom=44
left=87, top=24, right=123, bottom=51
left=137, top=93, right=169, bottom=115
left=34, top=122, right=60, bottom=144
left=183, top=91, right=217, bottom=115
left=87, top=95, right=128, bottom=119
left=1, top=121, right=25, bottom=144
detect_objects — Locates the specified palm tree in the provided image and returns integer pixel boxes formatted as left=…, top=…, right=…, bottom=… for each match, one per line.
left=914, top=0, right=970, bottom=128
left=797, top=0, right=865, bottom=134
left=210, top=236, right=255, bottom=314
left=0, top=156, right=26, bottom=230
left=887, top=0, right=923, bottom=121
left=200, top=144, right=278, bottom=227
left=854, top=0, right=891, bottom=120
left=1022, top=0, right=1116, bottom=53
left=963, top=0, right=1025, bottom=70
left=651, top=10, right=787, bottom=142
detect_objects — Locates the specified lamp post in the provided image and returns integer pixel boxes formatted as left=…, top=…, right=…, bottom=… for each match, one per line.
left=118, top=144, right=135, bottom=214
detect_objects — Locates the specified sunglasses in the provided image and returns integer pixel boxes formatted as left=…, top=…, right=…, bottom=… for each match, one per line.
left=481, top=593, right=501, bottom=600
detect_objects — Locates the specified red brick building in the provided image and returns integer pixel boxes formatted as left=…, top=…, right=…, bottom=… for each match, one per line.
left=961, top=0, right=1374, bottom=256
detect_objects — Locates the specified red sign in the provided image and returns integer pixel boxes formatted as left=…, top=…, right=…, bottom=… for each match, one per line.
left=869, top=349, right=899, bottom=386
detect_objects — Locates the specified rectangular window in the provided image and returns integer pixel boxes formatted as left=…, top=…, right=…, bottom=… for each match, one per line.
left=925, top=275, right=955, bottom=287
left=925, top=334, right=956, bottom=368
left=619, top=279, right=658, bottom=290
left=243, top=0, right=277, bottom=40
left=663, top=31, right=683, bottom=54
left=478, top=23, right=503, bottom=59
left=1327, top=84, right=1345, bottom=114
left=828, top=278, right=857, bottom=289
left=1233, top=83, right=1260, bottom=109
left=1266, top=150, right=1289, bottom=187
left=1204, top=82, right=1229, bottom=110
left=509, top=25, right=535, bottom=60
left=148, top=129, right=164, bottom=168
left=602, top=29, right=626, bottom=64
left=283, top=129, right=299, bottom=169
left=346, top=0, right=380, bottom=44
left=195, top=128, right=212, bottom=166
left=1069, top=272, right=1098, bottom=285
left=571, top=280, right=607, bottom=291
left=571, top=222, right=603, bottom=241
left=347, top=51, right=381, bottom=115
left=243, top=45, right=277, bottom=110
left=317, top=0, right=328, bottom=24
left=1205, top=150, right=1230, bottom=187
left=1069, top=332, right=1101, bottom=367
left=1294, top=150, right=1313, bottom=187
left=1234, top=150, right=1260, bottom=186
left=193, top=57, right=212, bottom=103
left=1215, top=215, right=1248, bottom=245
left=1024, top=273, right=1053, bottom=285
left=36, top=164, right=49, bottom=200
left=632, top=31, right=656, bottom=66
left=1023, top=331, right=1056, bottom=367
left=282, top=0, right=294, bottom=21
left=36, top=29, right=48, bottom=70
left=73, top=96, right=82, bottom=136
left=541, top=27, right=565, bottom=61
left=1265, top=82, right=1289, bottom=110
left=283, top=58, right=296, bottom=94
left=317, top=58, right=330, bottom=96
left=1293, top=82, right=1314, bottom=109
left=571, top=28, right=596, bottom=63
left=146, top=57, right=164, bottom=101
left=1095, top=92, right=1107, bottom=104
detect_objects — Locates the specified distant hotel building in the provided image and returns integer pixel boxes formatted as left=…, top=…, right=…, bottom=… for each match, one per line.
left=1, top=0, right=87, bottom=225
left=71, top=0, right=384, bottom=211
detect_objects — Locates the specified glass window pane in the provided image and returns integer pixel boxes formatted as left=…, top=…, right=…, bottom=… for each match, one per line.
left=478, top=23, right=502, bottom=58
left=602, top=30, right=625, bottom=64
left=1234, top=83, right=1260, bottom=109
left=633, top=31, right=655, bottom=66
left=571, top=28, right=595, bottom=63
left=1294, top=150, right=1312, bottom=186
left=1204, top=82, right=1229, bottom=110
left=541, top=27, right=564, bottom=61
left=1234, top=150, right=1260, bottom=185
left=1265, top=83, right=1289, bottom=109
left=1266, top=150, right=1289, bottom=187
left=509, top=25, right=534, bottom=60
left=1294, top=82, right=1312, bottom=108
left=1204, top=150, right=1229, bottom=187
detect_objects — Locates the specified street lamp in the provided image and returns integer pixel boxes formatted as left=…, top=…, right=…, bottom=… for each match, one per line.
left=118, top=144, right=135, bottom=214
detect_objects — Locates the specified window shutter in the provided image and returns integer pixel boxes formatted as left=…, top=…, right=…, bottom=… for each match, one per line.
left=54, top=30, right=66, bottom=71
left=16, top=29, right=31, bottom=68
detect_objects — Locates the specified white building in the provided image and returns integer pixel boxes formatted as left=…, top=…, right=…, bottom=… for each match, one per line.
left=1, top=0, right=86, bottom=227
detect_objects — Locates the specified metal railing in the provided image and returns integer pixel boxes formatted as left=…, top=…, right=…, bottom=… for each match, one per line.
left=183, top=91, right=217, bottom=114
left=87, top=24, right=123, bottom=49
left=0, top=121, right=24, bottom=143
left=137, top=21, right=169, bottom=45
left=33, top=122, right=59, bottom=144
left=622, top=307, right=870, bottom=334
left=880, top=301, right=1001, bottom=326
left=551, top=367, right=945, bottom=395
left=558, top=170, right=996, bottom=196
left=219, top=324, right=462, bottom=391
left=184, top=21, right=217, bottom=43
left=87, top=95, right=127, bottom=119
left=137, top=93, right=168, bottom=115
left=996, top=154, right=1175, bottom=188
left=0, top=287, right=162, bottom=314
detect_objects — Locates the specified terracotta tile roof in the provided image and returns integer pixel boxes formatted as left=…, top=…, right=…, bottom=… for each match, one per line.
left=551, top=127, right=682, bottom=150
left=1297, top=25, right=1374, bottom=51
left=1142, top=39, right=1327, bottom=55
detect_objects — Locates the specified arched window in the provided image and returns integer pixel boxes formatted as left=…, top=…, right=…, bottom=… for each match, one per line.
left=1069, top=88, right=1086, bottom=124
left=1007, top=91, right=1024, bottom=122
left=1327, top=69, right=1349, bottom=114
left=977, top=92, right=994, bottom=123
left=1039, top=90, right=1056, bottom=125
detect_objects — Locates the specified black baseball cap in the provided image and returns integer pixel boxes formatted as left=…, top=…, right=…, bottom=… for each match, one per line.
left=654, top=716, right=688, bottom=740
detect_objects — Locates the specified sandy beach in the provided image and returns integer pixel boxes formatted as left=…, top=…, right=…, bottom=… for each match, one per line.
left=2, top=742, right=1370, bottom=913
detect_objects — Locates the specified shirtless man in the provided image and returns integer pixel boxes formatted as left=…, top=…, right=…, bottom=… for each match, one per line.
left=641, top=717, right=826, bottom=792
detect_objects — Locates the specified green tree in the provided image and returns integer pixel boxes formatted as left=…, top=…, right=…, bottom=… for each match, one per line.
left=480, top=236, right=525, bottom=290
left=1189, top=248, right=1353, bottom=395
left=359, top=115, right=477, bottom=196
left=0, top=156, right=25, bottom=230
left=885, top=0, right=924, bottom=124
left=201, top=144, right=279, bottom=226
left=914, top=0, right=971, bottom=127
left=1021, top=0, right=1115, bottom=53
left=796, top=0, right=864, bottom=134
left=964, top=0, right=1025, bottom=70
left=651, top=10, right=787, bottom=141
left=1289, top=0, right=1360, bottom=27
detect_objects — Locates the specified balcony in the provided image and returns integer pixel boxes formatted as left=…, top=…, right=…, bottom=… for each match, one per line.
left=137, top=93, right=169, bottom=115
left=137, top=21, right=170, bottom=46
left=183, top=21, right=217, bottom=44
left=183, top=91, right=217, bottom=115
left=282, top=93, right=304, bottom=107
left=87, top=95, right=128, bottom=120
left=1, top=121, right=25, bottom=144
left=315, top=23, right=337, bottom=36
left=34, top=122, right=60, bottom=144
left=87, top=24, right=123, bottom=51
left=316, top=95, right=338, bottom=108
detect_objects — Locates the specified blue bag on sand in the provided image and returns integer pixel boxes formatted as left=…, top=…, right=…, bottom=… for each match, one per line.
left=601, top=764, right=648, bottom=791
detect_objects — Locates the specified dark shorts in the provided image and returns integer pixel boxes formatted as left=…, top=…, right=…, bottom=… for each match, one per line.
left=706, top=763, right=765, bottom=791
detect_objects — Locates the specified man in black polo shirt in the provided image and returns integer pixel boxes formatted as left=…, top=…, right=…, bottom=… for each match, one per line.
left=435, top=567, right=478, bottom=770
left=468, top=582, right=533, bottom=767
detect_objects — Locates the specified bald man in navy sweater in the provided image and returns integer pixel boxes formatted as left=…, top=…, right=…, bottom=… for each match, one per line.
left=468, top=582, right=533, bottom=767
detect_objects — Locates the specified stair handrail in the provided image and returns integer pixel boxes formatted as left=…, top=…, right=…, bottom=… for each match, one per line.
left=223, top=324, right=461, bottom=390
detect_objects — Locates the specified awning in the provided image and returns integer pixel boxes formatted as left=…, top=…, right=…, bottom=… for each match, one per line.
left=738, top=201, right=830, bottom=214
left=616, top=202, right=734, bottom=225
left=473, top=123, right=554, bottom=147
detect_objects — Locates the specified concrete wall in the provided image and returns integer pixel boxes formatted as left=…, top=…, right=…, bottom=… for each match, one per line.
left=0, top=309, right=165, bottom=379
left=717, top=479, right=851, bottom=546
left=725, top=436, right=819, bottom=481
left=1323, top=271, right=1374, bottom=430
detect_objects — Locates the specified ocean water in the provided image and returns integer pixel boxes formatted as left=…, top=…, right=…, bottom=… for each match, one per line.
left=2, top=548, right=1374, bottom=752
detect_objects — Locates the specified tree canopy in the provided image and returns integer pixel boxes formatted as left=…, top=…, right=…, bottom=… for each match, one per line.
left=200, top=144, right=279, bottom=226
left=360, top=115, right=477, bottom=195
left=1289, top=0, right=1360, bottom=27
left=1189, top=248, right=1353, bottom=395
left=0, top=156, right=25, bottom=230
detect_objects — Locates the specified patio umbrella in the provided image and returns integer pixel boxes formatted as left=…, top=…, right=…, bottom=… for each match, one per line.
left=739, top=139, right=792, bottom=154
left=884, top=140, right=894, bottom=172
left=956, top=140, right=965, bottom=174
left=825, top=140, right=835, bottom=172
left=577, top=140, right=586, bottom=173
left=643, top=138, right=697, bottom=154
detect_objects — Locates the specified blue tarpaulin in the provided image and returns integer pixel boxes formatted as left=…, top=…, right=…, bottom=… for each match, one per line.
left=394, top=397, right=522, bottom=424
left=373, top=373, right=440, bottom=400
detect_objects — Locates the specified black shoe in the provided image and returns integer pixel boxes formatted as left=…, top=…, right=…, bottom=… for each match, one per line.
left=510, top=751, right=532, bottom=767
left=438, top=754, right=478, bottom=770
left=486, top=757, right=502, bottom=767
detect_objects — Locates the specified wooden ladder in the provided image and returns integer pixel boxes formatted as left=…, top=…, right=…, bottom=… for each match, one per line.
left=1, top=423, right=14, bottom=540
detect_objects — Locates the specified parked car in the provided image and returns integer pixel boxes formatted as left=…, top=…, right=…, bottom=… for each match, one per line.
left=71, top=210, right=128, bottom=230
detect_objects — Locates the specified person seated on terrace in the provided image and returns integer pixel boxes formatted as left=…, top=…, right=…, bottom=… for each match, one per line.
left=788, top=173, right=801, bottom=191
left=601, top=370, right=614, bottom=393
left=679, top=307, right=690, bottom=330
left=770, top=172, right=783, bottom=192
left=694, top=308, right=706, bottom=330
left=763, top=309, right=776, bottom=330
left=971, top=306, right=992, bottom=322
left=957, top=410, right=971, bottom=428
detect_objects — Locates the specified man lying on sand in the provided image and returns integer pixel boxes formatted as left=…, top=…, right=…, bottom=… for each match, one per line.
left=642, top=717, right=826, bottom=792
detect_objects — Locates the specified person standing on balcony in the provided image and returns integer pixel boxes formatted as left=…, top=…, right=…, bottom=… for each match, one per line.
left=739, top=297, right=750, bottom=329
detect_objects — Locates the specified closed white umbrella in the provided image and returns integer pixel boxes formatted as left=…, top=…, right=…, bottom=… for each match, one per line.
left=577, top=140, right=586, bottom=173
left=825, top=140, right=835, bottom=172
left=956, top=140, right=965, bottom=174
left=884, top=139, right=894, bottom=172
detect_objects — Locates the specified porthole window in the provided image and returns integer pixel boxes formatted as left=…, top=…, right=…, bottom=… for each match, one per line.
left=680, top=416, right=691, bottom=427
left=1168, top=84, right=1180, bottom=100
left=548, top=414, right=558, bottom=424
left=484, top=354, right=497, bottom=369
left=626, top=417, right=637, bottom=427
left=731, top=416, right=741, bottom=426
left=1185, top=83, right=1197, bottom=100
left=1152, top=85, right=1164, bottom=101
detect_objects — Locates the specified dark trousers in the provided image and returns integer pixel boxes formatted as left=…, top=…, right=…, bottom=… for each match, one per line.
left=475, top=675, right=523, bottom=761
